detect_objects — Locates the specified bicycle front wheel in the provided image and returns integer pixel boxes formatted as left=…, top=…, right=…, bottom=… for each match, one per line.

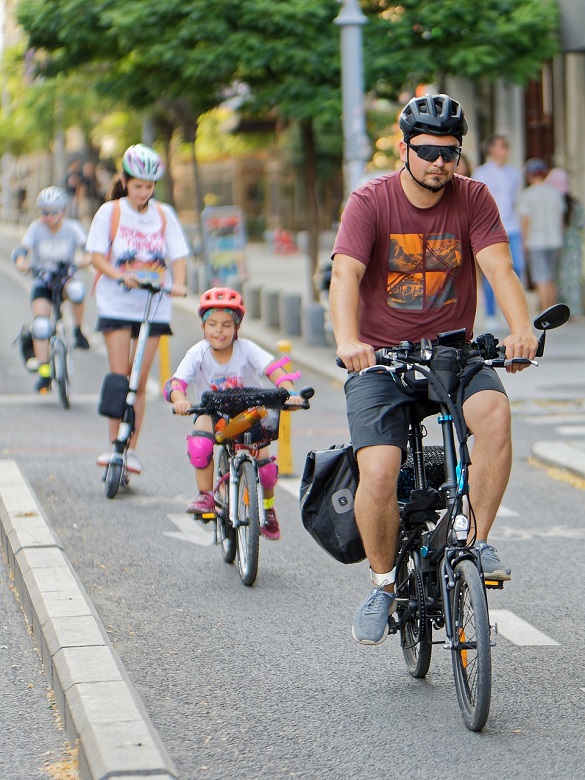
left=396, top=554, right=432, bottom=678
left=235, top=460, right=260, bottom=586
left=451, top=559, right=492, bottom=731
left=52, top=339, right=70, bottom=409
left=215, top=447, right=236, bottom=563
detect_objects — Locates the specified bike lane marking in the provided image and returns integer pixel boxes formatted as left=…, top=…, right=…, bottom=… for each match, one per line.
left=164, top=513, right=215, bottom=546
left=490, top=610, right=559, bottom=646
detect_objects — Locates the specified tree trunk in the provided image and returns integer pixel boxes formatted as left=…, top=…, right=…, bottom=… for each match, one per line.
left=182, top=118, right=205, bottom=229
left=300, top=118, right=320, bottom=302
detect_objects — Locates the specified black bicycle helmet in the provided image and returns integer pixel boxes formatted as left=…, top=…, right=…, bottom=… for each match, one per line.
left=399, top=94, right=468, bottom=142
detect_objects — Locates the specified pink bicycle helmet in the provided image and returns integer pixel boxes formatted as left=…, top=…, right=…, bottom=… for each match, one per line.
left=198, top=287, right=246, bottom=324
left=122, top=144, right=165, bottom=181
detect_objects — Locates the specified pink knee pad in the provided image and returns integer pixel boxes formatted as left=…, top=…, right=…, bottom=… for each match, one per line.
left=258, top=457, right=278, bottom=491
left=186, top=431, right=215, bottom=468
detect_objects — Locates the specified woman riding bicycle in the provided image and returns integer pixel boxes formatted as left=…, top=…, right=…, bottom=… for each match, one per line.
left=165, top=287, right=303, bottom=541
left=329, top=93, right=539, bottom=646
left=12, top=186, right=90, bottom=393
left=86, top=143, right=188, bottom=475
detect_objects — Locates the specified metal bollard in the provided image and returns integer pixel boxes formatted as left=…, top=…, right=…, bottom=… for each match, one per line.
left=276, top=339, right=294, bottom=476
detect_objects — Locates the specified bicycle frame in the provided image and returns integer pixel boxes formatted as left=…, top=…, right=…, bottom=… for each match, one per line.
left=225, top=446, right=265, bottom=530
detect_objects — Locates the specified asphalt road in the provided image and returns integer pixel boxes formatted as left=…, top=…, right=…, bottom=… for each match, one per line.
left=2, top=228, right=585, bottom=779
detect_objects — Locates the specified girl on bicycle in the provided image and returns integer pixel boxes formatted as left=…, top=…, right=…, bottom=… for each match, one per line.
left=86, top=143, right=188, bottom=475
left=164, top=287, right=303, bottom=541
left=12, top=186, right=90, bottom=393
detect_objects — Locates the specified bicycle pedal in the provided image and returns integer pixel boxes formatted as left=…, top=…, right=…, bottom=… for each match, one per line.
left=484, top=579, right=504, bottom=590
left=200, top=512, right=216, bottom=522
left=387, top=615, right=399, bottom=635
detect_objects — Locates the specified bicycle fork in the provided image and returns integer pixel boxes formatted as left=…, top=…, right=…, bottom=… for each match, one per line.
left=227, top=452, right=266, bottom=529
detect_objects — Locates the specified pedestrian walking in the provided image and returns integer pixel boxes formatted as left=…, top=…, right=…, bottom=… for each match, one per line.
left=546, top=167, right=585, bottom=317
left=86, top=143, right=188, bottom=475
left=473, top=134, right=525, bottom=330
left=518, top=158, right=565, bottom=312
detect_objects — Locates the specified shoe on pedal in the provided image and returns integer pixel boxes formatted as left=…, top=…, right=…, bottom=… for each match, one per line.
left=260, top=507, right=280, bottom=540
left=35, top=375, right=52, bottom=394
left=475, top=541, right=511, bottom=581
left=352, top=585, right=396, bottom=645
left=126, top=449, right=143, bottom=474
left=73, top=326, right=90, bottom=350
left=186, top=491, right=216, bottom=518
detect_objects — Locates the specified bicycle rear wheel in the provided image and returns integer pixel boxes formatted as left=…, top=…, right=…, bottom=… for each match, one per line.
left=235, top=460, right=260, bottom=586
left=215, top=447, right=236, bottom=563
left=451, top=558, right=492, bottom=731
left=52, top=339, right=70, bottom=409
left=396, top=554, right=432, bottom=678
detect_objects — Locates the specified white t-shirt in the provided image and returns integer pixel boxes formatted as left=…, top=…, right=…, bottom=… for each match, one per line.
left=518, top=182, right=565, bottom=250
left=472, top=161, right=522, bottom=235
left=85, top=197, right=190, bottom=322
left=21, top=218, right=86, bottom=272
left=173, top=338, right=274, bottom=399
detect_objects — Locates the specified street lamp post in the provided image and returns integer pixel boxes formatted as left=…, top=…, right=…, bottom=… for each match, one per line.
left=335, top=0, right=369, bottom=199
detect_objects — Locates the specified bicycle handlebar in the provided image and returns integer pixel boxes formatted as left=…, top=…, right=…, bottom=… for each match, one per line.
left=172, top=386, right=315, bottom=416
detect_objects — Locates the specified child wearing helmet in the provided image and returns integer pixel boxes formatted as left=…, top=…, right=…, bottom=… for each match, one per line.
left=165, top=287, right=304, bottom=541
left=86, top=143, right=188, bottom=475
left=12, top=186, right=91, bottom=393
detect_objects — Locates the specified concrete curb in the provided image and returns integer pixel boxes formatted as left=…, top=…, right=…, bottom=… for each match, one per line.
left=0, top=459, right=178, bottom=780
left=531, top=440, right=585, bottom=480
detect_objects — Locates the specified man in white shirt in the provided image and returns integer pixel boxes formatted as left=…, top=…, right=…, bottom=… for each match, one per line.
left=473, top=135, right=524, bottom=329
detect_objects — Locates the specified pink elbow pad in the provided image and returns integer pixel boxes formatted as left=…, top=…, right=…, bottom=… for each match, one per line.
left=164, top=376, right=188, bottom=402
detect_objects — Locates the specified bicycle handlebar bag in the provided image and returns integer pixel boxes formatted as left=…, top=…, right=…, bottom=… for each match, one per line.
left=299, top=443, right=365, bottom=565
left=98, top=372, right=129, bottom=418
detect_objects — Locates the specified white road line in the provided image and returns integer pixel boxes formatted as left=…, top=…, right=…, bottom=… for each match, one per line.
left=278, top=478, right=301, bottom=499
left=490, top=609, right=559, bottom=646
left=164, top=513, right=215, bottom=546
left=556, top=425, right=585, bottom=436
left=496, top=505, right=519, bottom=517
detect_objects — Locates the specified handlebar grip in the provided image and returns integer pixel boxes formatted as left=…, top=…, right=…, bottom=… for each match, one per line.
left=336, top=357, right=346, bottom=369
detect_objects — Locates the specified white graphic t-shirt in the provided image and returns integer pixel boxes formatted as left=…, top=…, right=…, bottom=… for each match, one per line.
left=21, top=219, right=87, bottom=272
left=85, top=198, right=190, bottom=323
left=172, top=338, right=274, bottom=399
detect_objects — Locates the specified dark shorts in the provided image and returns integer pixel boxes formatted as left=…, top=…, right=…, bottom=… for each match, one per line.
left=96, top=317, right=173, bottom=338
left=527, top=248, right=560, bottom=284
left=344, top=363, right=507, bottom=455
left=30, top=280, right=52, bottom=303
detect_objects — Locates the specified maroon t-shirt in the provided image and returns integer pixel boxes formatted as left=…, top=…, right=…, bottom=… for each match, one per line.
left=332, top=171, right=508, bottom=347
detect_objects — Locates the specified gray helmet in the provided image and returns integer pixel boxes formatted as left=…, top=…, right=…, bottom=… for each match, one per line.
left=122, top=144, right=164, bottom=181
left=36, top=186, right=68, bottom=213
left=400, top=94, right=468, bottom=142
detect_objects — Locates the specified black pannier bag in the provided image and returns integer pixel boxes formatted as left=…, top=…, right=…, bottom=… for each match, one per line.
left=98, top=373, right=129, bottom=418
left=299, top=444, right=365, bottom=565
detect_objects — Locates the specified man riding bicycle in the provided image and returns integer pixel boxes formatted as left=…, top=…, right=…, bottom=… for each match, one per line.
left=13, top=186, right=90, bottom=393
left=329, top=93, right=539, bottom=646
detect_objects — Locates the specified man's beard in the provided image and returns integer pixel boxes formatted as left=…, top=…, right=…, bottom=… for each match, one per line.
left=405, top=163, right=448, bottom=193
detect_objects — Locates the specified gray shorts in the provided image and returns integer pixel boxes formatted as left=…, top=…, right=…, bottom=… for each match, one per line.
left=527, top=248, right=559, bottom=284
left=344, top=364, right=507, bottom=455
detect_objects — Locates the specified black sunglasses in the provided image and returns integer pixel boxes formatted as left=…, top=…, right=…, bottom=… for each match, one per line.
left=40, top=209, right=61, bottom=216
left=408, top=144, right=462, bottom=163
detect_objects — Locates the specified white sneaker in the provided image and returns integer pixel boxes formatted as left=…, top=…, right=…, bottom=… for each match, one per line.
left=126, top=449, right=143, bottom=474
left=96, top=450, right=113, bottom=467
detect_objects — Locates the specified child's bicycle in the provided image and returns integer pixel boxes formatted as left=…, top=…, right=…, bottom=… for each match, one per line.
left=99, top=275, right=173, bottom=499
left=184, top=386, right=314, bottom=586
left=17, top=263, right=75, bottom=408
left=341, top=303, right=569, bottom=731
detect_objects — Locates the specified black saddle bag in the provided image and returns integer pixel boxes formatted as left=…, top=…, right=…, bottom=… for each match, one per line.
left=299, top=444, right=365, bottom=565
left=98, top=373, right=129, bottom=418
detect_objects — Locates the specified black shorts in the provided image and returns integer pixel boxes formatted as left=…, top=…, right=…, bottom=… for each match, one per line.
left=344, top=364, right=506, bottom=455
left=96, top=317, right=173, bottom=339
left=30, top=281, right=52, bottom=303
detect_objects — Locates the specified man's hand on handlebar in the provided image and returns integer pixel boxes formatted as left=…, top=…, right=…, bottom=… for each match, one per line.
left=500, top=329, right=539, bottom=373
left=336, top=340, right=376, bottom=372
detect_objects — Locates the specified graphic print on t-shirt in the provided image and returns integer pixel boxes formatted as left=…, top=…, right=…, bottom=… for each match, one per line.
left=210, top=375, right=244, bottom=391
left=387, top=233, right=462, bottom=311
left=114, top=224, right=167, bottom=277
